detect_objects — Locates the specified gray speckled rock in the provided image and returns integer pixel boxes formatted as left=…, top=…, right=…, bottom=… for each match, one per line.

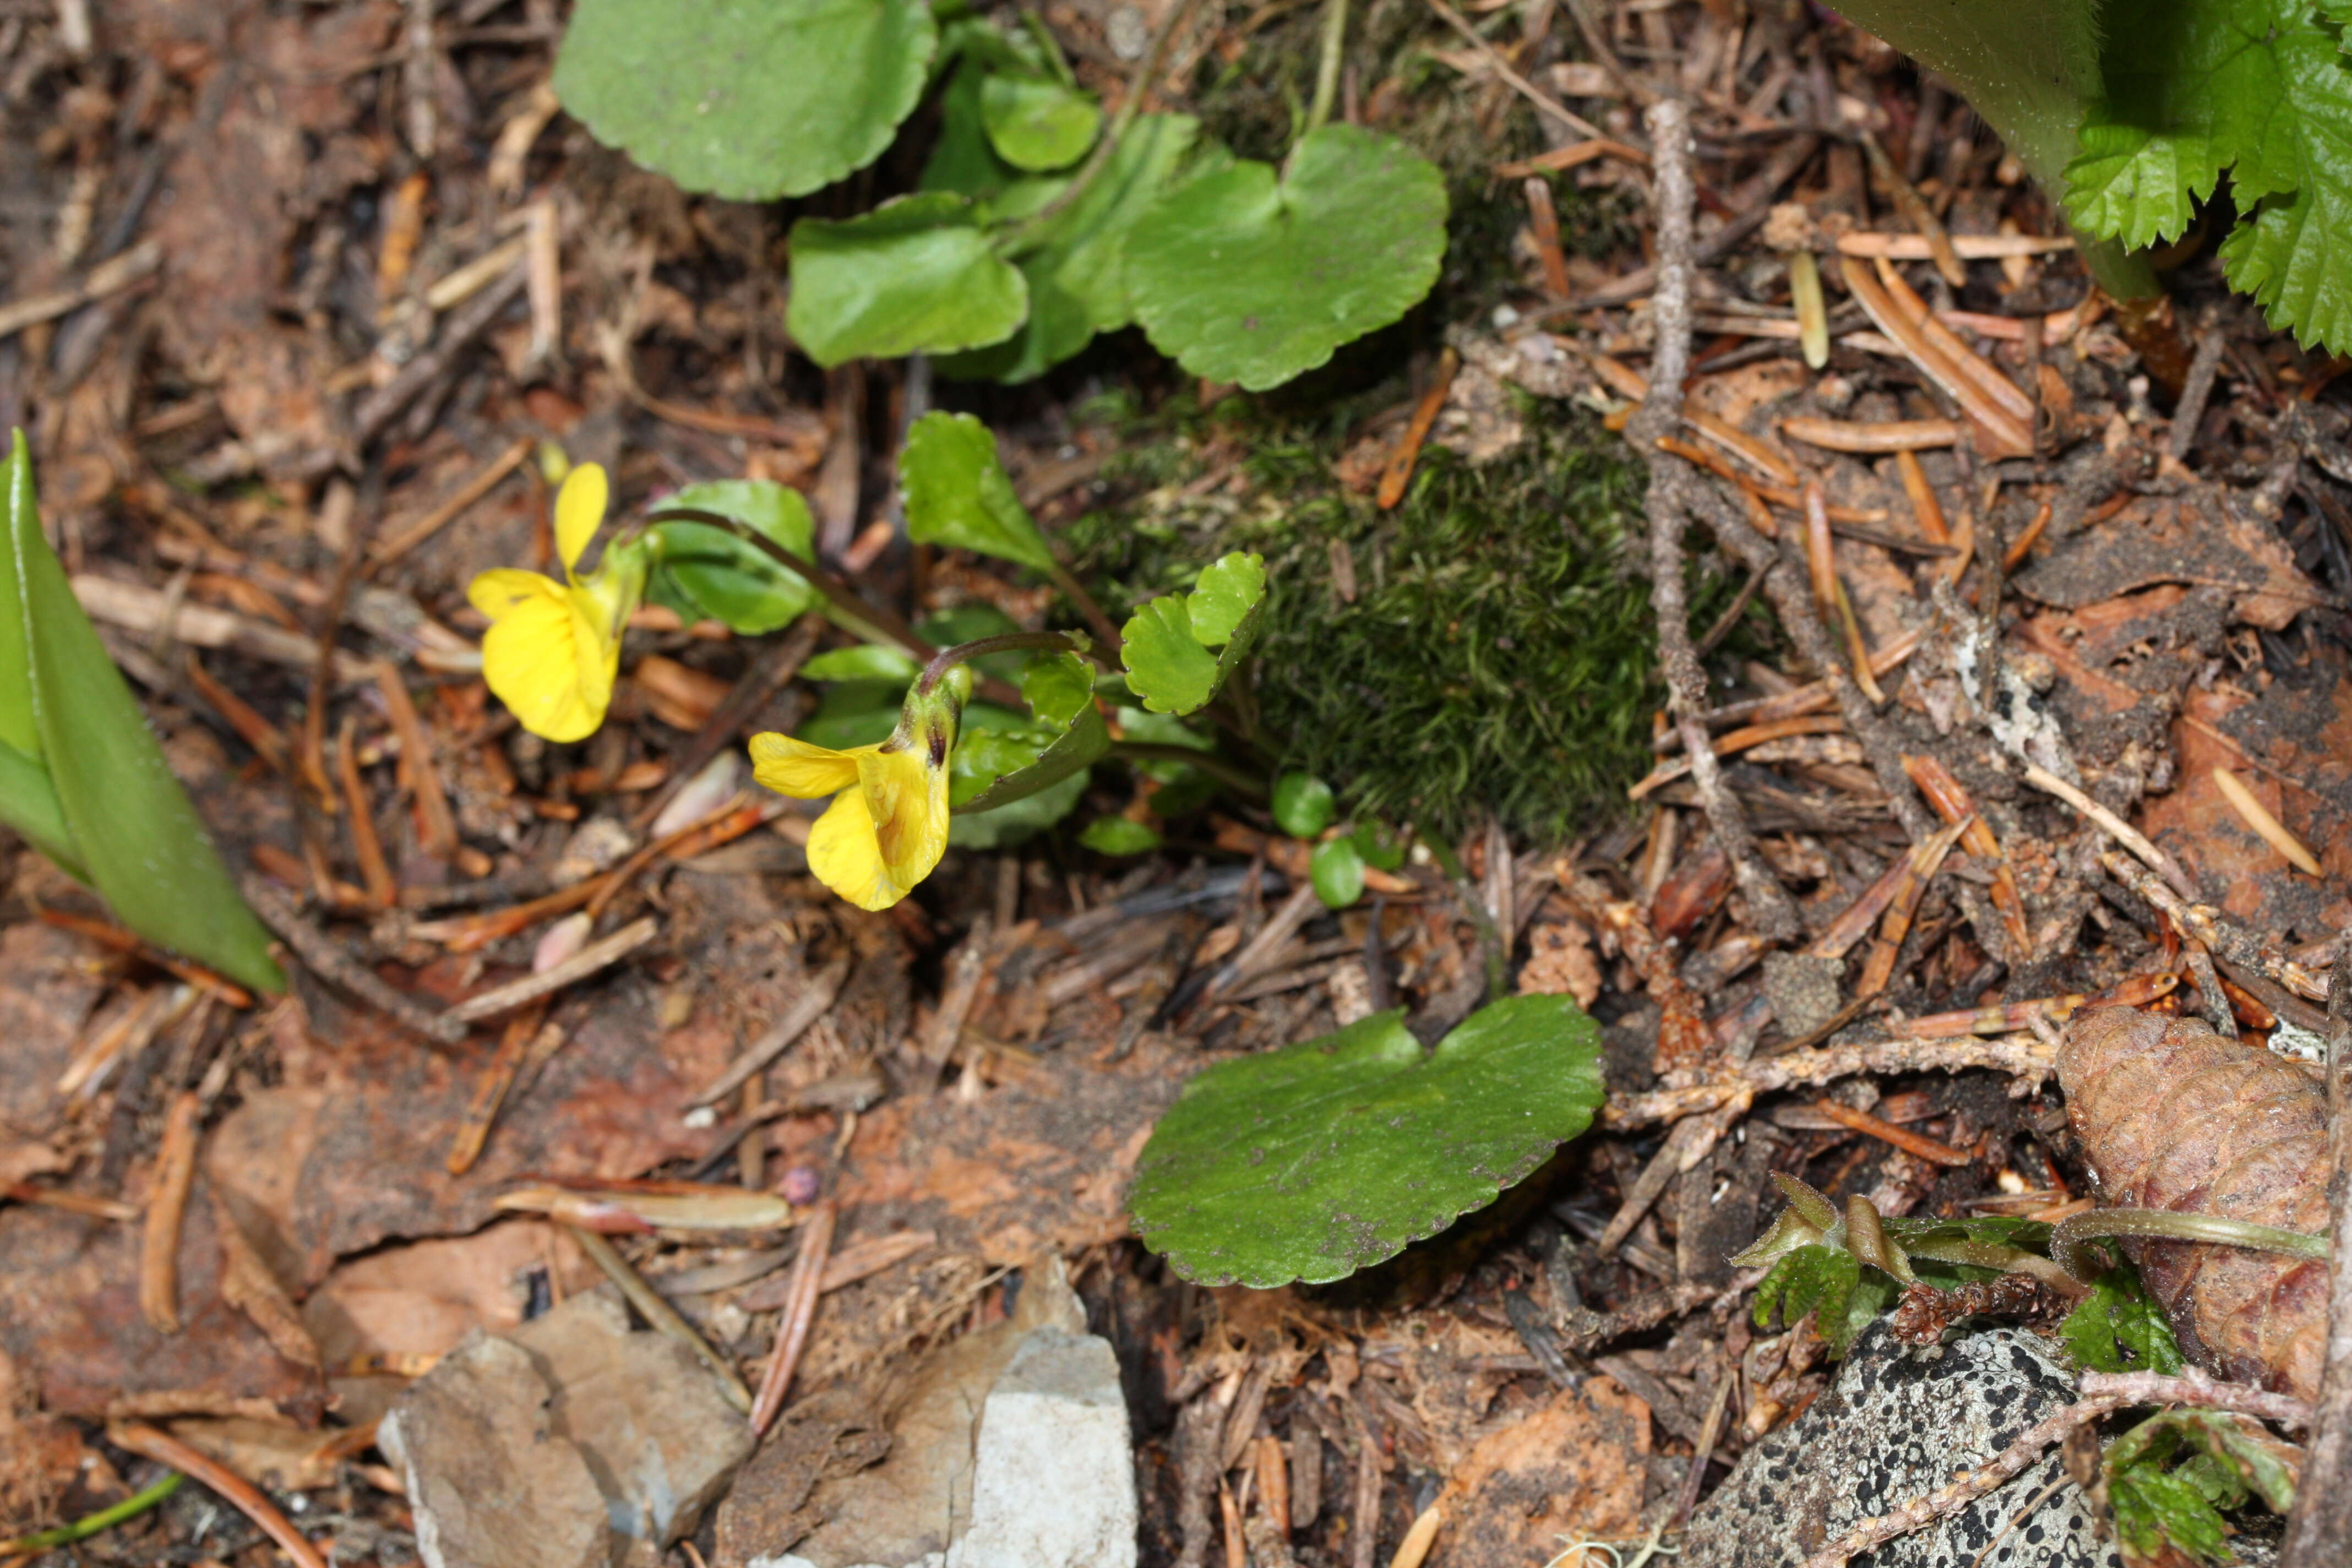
left=1684, top=1324, right=2117, bottom=1568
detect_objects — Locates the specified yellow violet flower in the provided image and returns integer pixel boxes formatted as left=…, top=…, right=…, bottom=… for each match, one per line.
left=468, top=463, right=647, bottom=743
left=748, top=676, right=965, bottom=912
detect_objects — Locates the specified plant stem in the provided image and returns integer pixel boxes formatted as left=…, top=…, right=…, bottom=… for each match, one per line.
left=1420, top=831, right=1507, bottom=1001
left=1041, top=556, right=1123, bottom=651
left=2052, top=1207, right=2332, bottom=1284
left=994, top=0, right=1206, bottom=251
left=643, top=508, right=939, bottom=664
left=1304, top=0, right=1349, bottom=139
left=916, top=630, right=1088, bottom=698
left=1, top=1472, right=183, bottom=1552
left=1107, top=740, right=1268, bottom=798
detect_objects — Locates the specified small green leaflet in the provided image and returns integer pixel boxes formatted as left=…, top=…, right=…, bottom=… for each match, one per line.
left=1120, top=552, right=1267, bottom=715
left=0, top=432, right=281, bottom=992
left=787, top=194, right=1028, bottom=367
left=1309, top=836, right=1365, bottom=908
left=1081, top=816, right=1162, bottom=854
left=1129, top=994, right=1605, bottom=1287
left=2064, top=0, right=2352, bottom=350
left=980, top=72, right=1098, bottom=171
left=899, top=412, right=1056, bottom=572
left=1271, top=771, right=1336, bottom=837
left=644, top=481, right=819, bottom=635
left=2104, top=1406, right=2299, bottom=1564
left=1750, top=1244, right=1892, bottom=1354
left=2061, top=1264, right=2185, bottom=1375
left=948, top=650, right=1109, bottom=815
left=1126, top=124, right=1447, bottom=390
left=554, top=0, right=935, bottom=201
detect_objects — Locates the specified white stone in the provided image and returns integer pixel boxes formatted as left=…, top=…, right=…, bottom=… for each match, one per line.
left=946, top=1328, right=1137, bottom=1568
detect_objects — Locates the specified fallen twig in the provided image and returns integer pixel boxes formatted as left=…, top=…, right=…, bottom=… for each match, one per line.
left=692, top=955, right=851, bottom=1108
left=566, top=1223, right=752, bottom=1413
left=1604, top=1031, right=2059, bottom=1129
left=2021, top=763, right=2201, bottom=902
left=240, top=874, right=468, bottom=1045
left=442, top=916, right=658, bottom=1026
left=139, top=1090, right=201, bottom=1333
left=750, top=1198, right=836, bottom=1436
left=108, top=1422, right=329, bottom=1568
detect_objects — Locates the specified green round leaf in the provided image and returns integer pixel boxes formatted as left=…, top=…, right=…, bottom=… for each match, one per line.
left=1186, top=552, right=1266, bottom=647
left=1126, top=124, right=1447, bottom=390
left=980, top=72, right=1099, bottom=172
left=800, top=645, right=923, bottom=683
left=1080, top=816, right=1163, bottom=856
left=1118, top=551, right=1267, bottom=715
left=949, top=651, right=1109, bottom=815
left=1271, top=771, right=1336, bottom=838
left=647, top=481, right=818, bottom=635
left=787, top=194, right=1028, bottom=367
left=1308, top=836, right=1365, bottom=909
left=1130, top=995, right=1604, bottom=1286
left=900, top=412, right=1055, bottom=571
left=1352, top=817, right=1409, bottom=872
left=553, top=0, right=936, bottom=201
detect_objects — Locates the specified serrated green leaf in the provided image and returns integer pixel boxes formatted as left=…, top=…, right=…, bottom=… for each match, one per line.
left=2111, top=1462, right=2234, bottom=1564
left=948, top=650, right=1109, bottom=814
left=2061, top=1265, right=2185, bottom=1375
left=1271, top=771, right=1336, bottom=837
left=1309, top=835, right=1365, bottom=909
left=1129, top=994, right=1605, bottom=1287
left=553, top=0, right=935, bottom=201
left=1, top=433, right=280, bottom=992
left=981, top=72, right=1098, bottom=171
left=1081, top=816, right=1162, bottom=855
left=2112, top=1409, right=2298, bottom=1516
left=645, top=481, right=819, bottom=635
left=899, top=412, right=1055, bottom=571
left=2064, top=0, right=2352, bottom=351
left=1120, top=552, right=1267, bottom=716
left=1126, top=124, right=1447, bottom=390
left=939, top=114, right=1224, bottom=384
left=786, top=194, right=1028, bottom=367
left=801, top=645, right=924, bottom=683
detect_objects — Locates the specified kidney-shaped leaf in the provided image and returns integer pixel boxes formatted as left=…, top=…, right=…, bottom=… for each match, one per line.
left=900, top=411, right=1056, bottom=571
left=1129, top=994, right=1605, bottom=1287
left=949, top=651, right=1108, bottom=814
left=645, top=480, right=819, bottom=634
left=1126, top=124, right=1447, bottom=390
left=554, top=0, right=935, bottom=201
left=981, top=71, right=1098, bottom=172
left=1119, top=551, right=1266, bottom=715
left=787, top=194, right=1027, bottom=367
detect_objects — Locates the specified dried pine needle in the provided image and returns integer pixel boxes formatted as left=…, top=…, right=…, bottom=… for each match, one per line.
left=2209, top=766, right=2322, bottom=875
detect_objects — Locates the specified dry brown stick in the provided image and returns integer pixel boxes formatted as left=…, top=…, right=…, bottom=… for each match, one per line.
left=445, top=1003, right=548, bottom=1176
left=373, top=660, right=460, bottom=862
left=567, top=1223, right=752, bottom=1413
left=2166, top=329, right=2228, bottom=464
left=369, top=437, right=533, bottom=569
left=2096, top=849, right=2328, bottom=1002
left=631, top=614, right=822, bottom=830
left=442, top=916, right=659, bottom=1026
left=2024, top=765, right=2199, bottom=902
left=919, top=919, right=996, bottom=1085
left=1603, top=1030, right=2060, bottom=1129
left=1630, top=97, right=1800, bottom=945
left=139, top=1090, right=202, bottom=1333
left=2280, top=933, right=2352, bottom=1568
left=110, top=1421, right=330, bottom=1568
left=239, top=873, right=469, bottom=1044
left=690, top=955, right=851, bottom=1108
left=1805, top=1368, right=2313, bottom=1568
left=750, top=1198, right=836, bottom=1436
left=337, top=712, right=396, bottom=909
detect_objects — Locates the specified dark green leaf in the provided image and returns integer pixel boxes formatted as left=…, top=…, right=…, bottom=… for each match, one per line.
left=1310, top=836, right=1364, bottom=909
left=1352, top=818, right=1408, bottom=872
left=786, top=194, right=1027, bottom=367
left=801, top=645, right=924, bottom=683
left=2110, top=1462, right=2233, bottom=1564
left=0, top=738, right=81, bottom=878
left=646, top=481, right=820, bottom=634
left=1126, top=124, right=1447, bottom=389
left=946, top=765, right=1087, bottom=848
left=920, top=57, right=1020, bottom=205
left=980, top=72, right=1097, bottom=171
left=1081, top=816, right=1162, bottom=855
left=1271, top=771, right=1336, bottom=837
left=2061, top=1265, right=2185, bottom=1375
left=899, top=412, right=1056, bottom=571
left=0, top=433, right=281, bottom=992
left=1119, top=552, right=1267, bottom=715
left=553, top=0, right=935, bottom=200
left=797, top=682, right=907, bottom=750
left=1129, top=994, right=1605, bottom=1287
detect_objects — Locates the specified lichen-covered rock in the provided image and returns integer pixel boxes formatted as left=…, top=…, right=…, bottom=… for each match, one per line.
left=1684, top=1324, right=2116, bottom=1568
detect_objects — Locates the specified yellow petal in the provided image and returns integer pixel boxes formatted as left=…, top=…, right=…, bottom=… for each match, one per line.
left=469, top=568, right=565, bottom=620
left=554, top=462, right=609, bottom=576
left=481, top=588, right=608, bottom=742
left=806, top=786, right=908, bottom=911
left=857, top=743, right=949, bottom=896
left=748, top=733, right=866, bottom=799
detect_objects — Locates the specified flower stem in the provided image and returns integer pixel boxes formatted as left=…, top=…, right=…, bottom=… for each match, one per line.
left=1106, top=740, right=1268, bottom=798
left=643, top=507, right=939, bottom=663
left=1042, top=556, right=1123, bottom=651
left=916, top=630, right=1090, bottom=698
left=1304, top=0, right=1349, bottom=139
left=2052, top=1207, right=2332, bottom=1284
left=1, top=1471, right=183, bottom=1552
